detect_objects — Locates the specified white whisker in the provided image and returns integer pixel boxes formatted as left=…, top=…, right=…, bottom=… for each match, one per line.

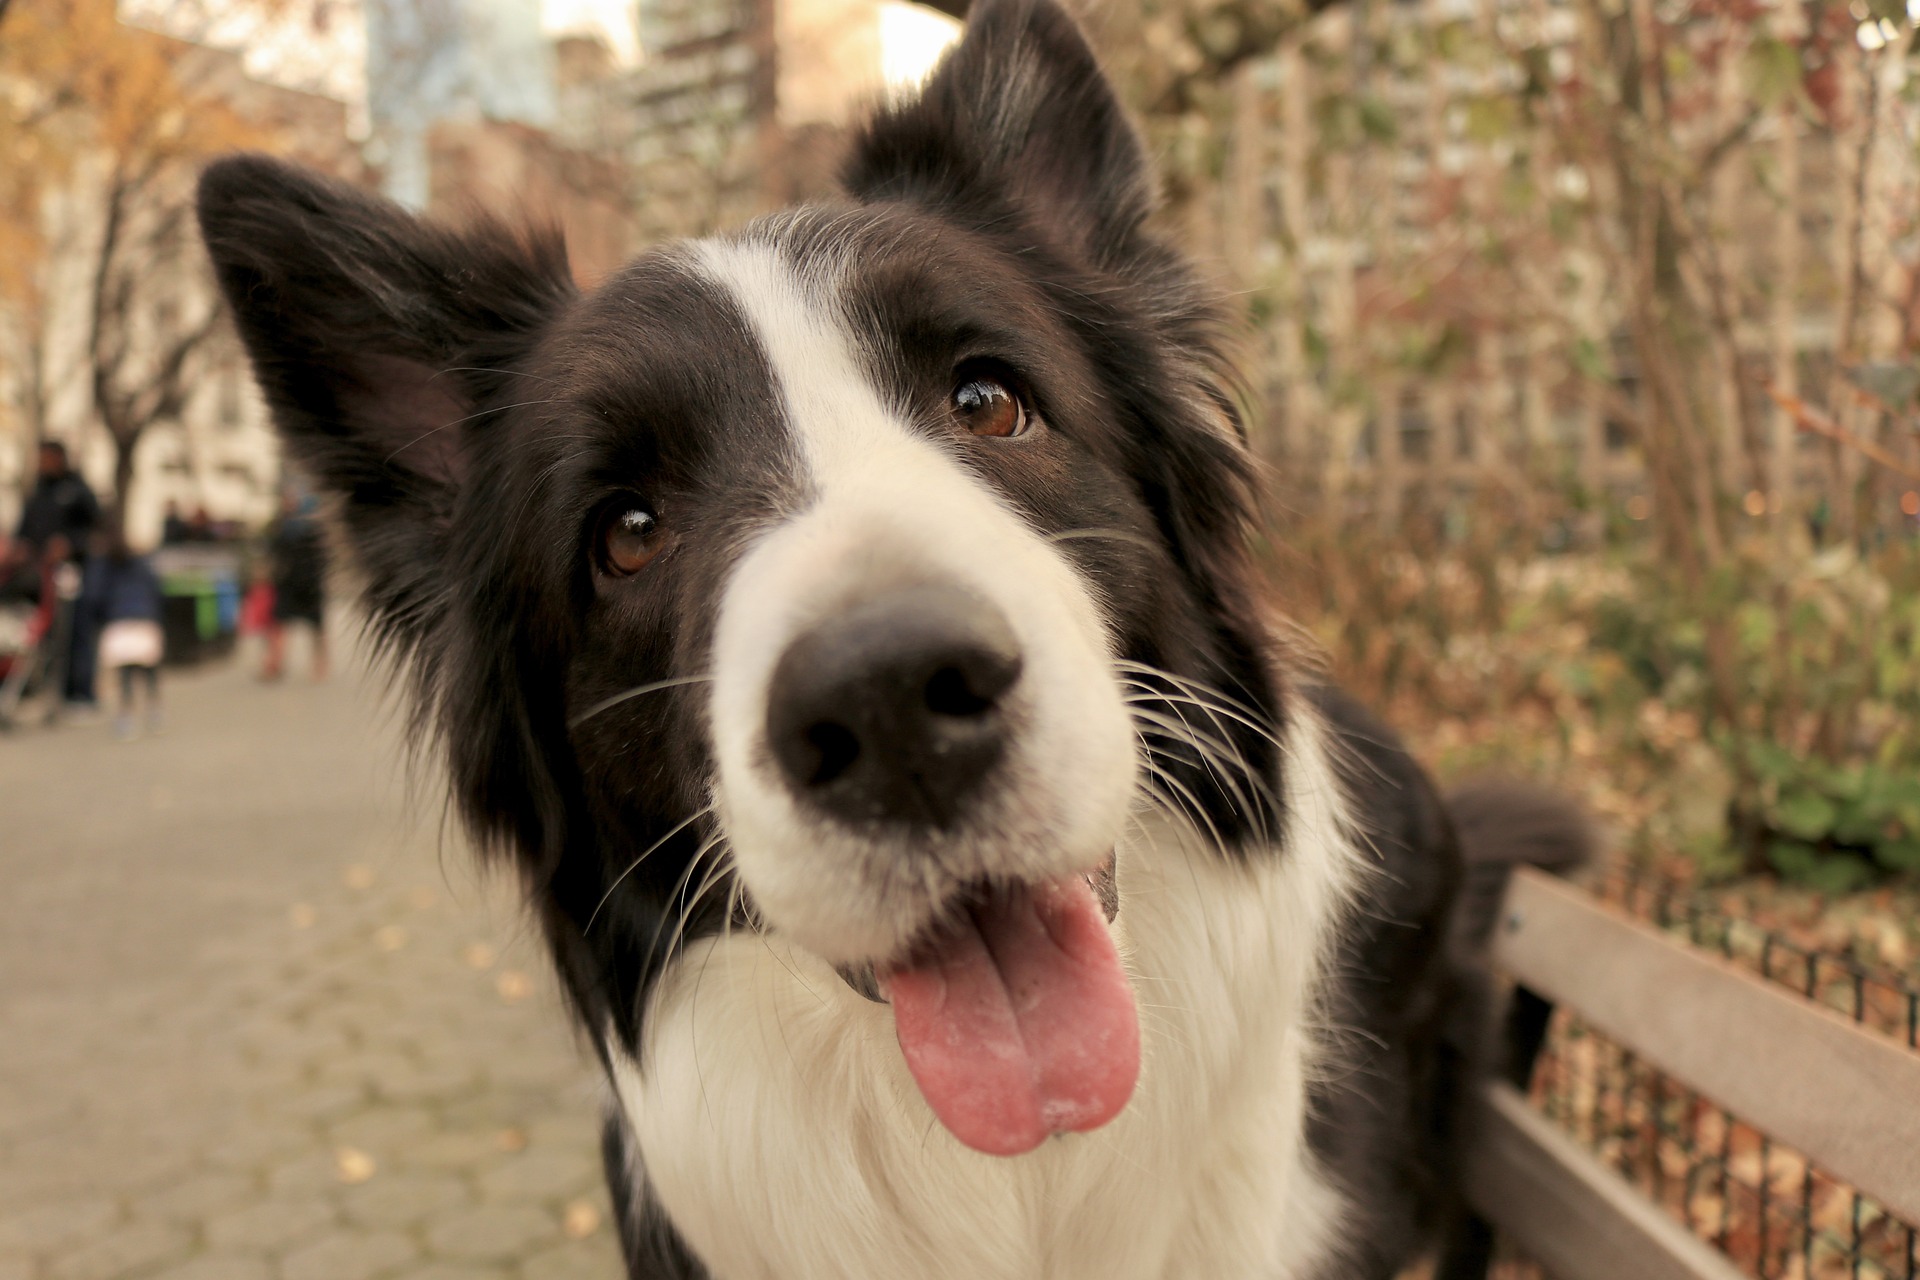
left=571, top=673, right=715, bottom=728
left=1043, top=527, right=1163, bottom=555
left=585, top=805, right=716, bottom=935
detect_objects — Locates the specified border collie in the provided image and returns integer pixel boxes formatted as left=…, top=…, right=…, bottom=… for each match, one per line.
left=198, top=2, right=1587, bottom=1274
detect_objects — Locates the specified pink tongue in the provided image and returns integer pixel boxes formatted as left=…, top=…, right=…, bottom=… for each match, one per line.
left=879, top=877, right=1139, bottom=1157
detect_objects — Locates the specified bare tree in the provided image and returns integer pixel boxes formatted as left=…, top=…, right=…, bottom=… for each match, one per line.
left=86, top=159, right=228, bottom=530
left=0, top=0, right=266, bottom=526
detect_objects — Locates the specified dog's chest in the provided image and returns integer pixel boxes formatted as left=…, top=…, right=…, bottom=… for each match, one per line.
left=610, top=789, right=1361, bottom=1280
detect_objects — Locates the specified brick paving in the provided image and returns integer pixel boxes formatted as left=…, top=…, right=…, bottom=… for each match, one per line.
left=0, top=633, right=622, bottom=1280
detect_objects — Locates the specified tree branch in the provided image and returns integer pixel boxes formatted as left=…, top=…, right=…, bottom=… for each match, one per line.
left=137, top=306, right=224, bottom=427
left=1763, top=381, right=1920, bottom=482
left=1699, top=107, right=1761, bottom=176
left=88, top=166, right=133, bottom=439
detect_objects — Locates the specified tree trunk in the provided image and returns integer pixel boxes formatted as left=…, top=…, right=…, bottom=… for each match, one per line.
left=109, top=425, right=137, bottom=538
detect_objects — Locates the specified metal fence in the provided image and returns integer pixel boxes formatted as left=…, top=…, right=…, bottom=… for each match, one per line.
left=1490, top=870, right=1920, bottom=1280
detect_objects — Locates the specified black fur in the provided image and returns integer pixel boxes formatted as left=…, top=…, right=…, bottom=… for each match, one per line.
left=1304, top=702, right=1594, bottom=1277
left=1445, top=777, right=1597, bottom=953
left=197, top=1, right=1587, bottom=1276
left=1305, top=687, right=1475, bottom=1276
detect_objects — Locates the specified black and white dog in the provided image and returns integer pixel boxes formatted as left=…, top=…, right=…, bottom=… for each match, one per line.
left=198, top=2, right=1585, bottom=1274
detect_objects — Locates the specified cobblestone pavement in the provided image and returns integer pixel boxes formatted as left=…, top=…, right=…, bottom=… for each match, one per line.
left=0, top=633, right=623, bottom=1280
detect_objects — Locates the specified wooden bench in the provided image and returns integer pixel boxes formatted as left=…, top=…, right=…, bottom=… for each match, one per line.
left=1443, top=869, right=1920, bottom=1280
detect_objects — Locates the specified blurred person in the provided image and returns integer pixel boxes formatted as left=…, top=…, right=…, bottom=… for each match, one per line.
left=17, top=533, right=84, bottom=724
left=10, top=442, right=101, bottom=712
left=187, top=505, right=216, bottom=543
left=12, top=442, right=99, bottom=568
left=263, top=491, right=327, bottom=681
left=161, top=500, right=187, bottom=545
left=82, top=525, right=165, bottom=740
left=161, top=500, right=192, bottom=546
left=238, top=555, right=276, bottom=640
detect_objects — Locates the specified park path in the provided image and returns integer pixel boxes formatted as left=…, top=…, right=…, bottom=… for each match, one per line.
left=0, top=629, right=623, bottom=1280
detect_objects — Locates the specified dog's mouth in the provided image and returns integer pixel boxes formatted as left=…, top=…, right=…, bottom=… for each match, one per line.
left=836, top=853, right=1137, bottom=1156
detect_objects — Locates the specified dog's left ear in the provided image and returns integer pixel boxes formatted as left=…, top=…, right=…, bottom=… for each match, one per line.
left=844, top=0, right=1150, bottom=266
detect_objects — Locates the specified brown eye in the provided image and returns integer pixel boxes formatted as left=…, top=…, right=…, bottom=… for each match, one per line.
left=951, top=373, right=1028, bottom=438
left=599, top=501, right=666, bottom=576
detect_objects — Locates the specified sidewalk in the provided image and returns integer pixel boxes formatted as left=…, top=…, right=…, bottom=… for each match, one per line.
left=0, top=633, right=622, bottom=1280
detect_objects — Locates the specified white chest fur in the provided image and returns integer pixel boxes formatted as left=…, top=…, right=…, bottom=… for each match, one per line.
left=610, top=711, right=1363, bottom=1280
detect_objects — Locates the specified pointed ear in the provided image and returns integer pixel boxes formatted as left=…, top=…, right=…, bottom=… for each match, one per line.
left=842, top=0, right=1151, bottom=264
left=196, top=155, right=574, bottom=643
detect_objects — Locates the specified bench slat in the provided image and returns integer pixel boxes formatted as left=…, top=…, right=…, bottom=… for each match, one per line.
left=1464, top=1079, right=1749, bottom=1280
left=1494, top=868, right=1920, bottom=1225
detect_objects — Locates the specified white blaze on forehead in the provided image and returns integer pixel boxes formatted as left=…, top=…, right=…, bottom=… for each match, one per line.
left=690, top=235, right=914, bottom=488
left=690, top=232, right=1136, bottom=966
left=688, top=231, right=1063, bottom=614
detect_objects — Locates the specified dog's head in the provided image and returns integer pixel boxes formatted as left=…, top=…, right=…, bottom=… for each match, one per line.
left=200, top=0, right=1282, bottom=1155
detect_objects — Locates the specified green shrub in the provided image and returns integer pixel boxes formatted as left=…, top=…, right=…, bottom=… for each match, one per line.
left=1617, top=543, right=1920, bottom=885
left=1273, top=511, right=1920, bottom=890
left=1729, top=739, right=1920, bottom=892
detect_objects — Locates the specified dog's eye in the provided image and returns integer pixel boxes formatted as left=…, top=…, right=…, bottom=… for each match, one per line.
left=951, top=373, right=1028, bottom=439
left=598, top=500, right=666, bottom=576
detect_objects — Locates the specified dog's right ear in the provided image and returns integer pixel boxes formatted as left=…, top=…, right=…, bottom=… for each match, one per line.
left=196, top=155, right=574, bottom=646
left=843, top=0, right=1152, bottom=269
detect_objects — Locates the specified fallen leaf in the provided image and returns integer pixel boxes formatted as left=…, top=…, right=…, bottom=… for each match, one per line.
left=1873, top=919, right=1910, bottom=968
left=335, top=1147, right=376, bottom=1184
left=562, top=1199, right=601, bottom=1238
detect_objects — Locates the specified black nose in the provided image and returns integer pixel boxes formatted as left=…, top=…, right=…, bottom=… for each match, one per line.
left=766, top=584, right=1023, bottom=829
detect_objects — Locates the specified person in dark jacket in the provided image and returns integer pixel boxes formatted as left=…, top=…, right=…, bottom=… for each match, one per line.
left=12, top=442, right=100, bottom=564
left=8, top=442, right=102, bottom=710
left=161, top=501, right=193, bottom=547
left=82, top=526, right=166, bottom=739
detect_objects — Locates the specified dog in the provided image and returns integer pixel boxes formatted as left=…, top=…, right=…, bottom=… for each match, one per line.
left=197, top=2, right=1588, bottom=1274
